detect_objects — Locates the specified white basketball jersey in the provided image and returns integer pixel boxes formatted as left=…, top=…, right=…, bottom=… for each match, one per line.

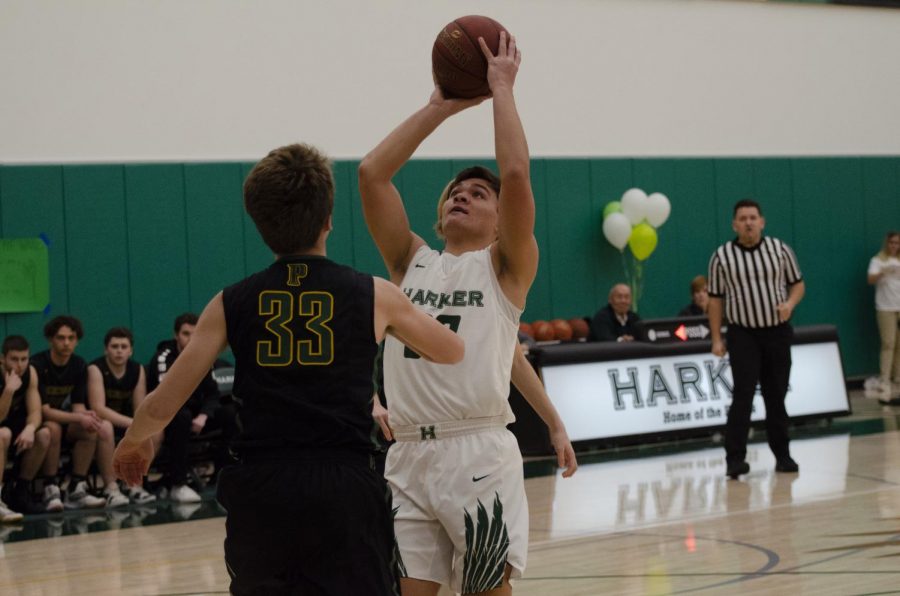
left=384, top=245, right=522, bottom=426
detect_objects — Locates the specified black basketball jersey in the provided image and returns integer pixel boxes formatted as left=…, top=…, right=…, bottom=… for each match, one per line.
left=0, top=365, right=32, bottom=425
left=90, top=357, right=142, bottom=417
left=30, top=351, right=88, bottom=410
left=222, top=255, right=379, bottom=454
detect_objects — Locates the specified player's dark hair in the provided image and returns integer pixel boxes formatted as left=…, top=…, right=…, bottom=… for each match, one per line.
left=104, top=327, right=134, bottom=347
left=733, top=199, right=762, bottom=218
left=173, top=313, right=199, bottom=334
left=2, top=335, right=29, bottom=355
left=43, top=315, right=84, bottom=340
left=243, top=143, right=335, bottom=255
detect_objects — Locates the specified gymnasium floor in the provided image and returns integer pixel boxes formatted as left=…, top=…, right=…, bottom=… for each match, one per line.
left=1, top=391, right=898, bottom=596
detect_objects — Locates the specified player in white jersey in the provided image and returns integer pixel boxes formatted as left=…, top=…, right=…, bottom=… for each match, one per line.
left=359, top=33, right=577, bottom=596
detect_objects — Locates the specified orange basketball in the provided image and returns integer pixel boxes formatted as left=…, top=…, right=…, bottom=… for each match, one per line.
left=568, top=317, right=590, bottom=339
left=531, top=320, right=555, bottom=341
left=518, top=321, right=534, bottom=339
left=551, top=319, right=573, bottom=341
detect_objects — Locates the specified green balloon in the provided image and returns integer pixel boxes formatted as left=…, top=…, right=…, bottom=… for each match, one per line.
left=628, top=222, right=658, bottom=261
left=603, top=201, right=622, bottom=219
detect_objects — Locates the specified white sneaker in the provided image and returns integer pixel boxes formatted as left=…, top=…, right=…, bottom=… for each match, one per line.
left=168, top=484, right=202, bottom=504
left=127, top=485, right=157, bottom=504
left=170, top=502, right=202, bottom=520
left=0, top=499, right=24, bottom=523
left=64, top=481, right=106, bottom=510
left=104, top=485, right=130, bottom=508
left=43, top=485, right=65, bottom=513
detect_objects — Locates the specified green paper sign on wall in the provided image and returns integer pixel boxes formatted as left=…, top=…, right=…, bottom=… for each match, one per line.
left=0, top=238, right=50, bottom=313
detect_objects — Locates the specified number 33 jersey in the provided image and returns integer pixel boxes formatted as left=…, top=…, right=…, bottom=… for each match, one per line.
left=222, top=256, right=378, bottom=453
left=384, top=246, right=521, bottom=427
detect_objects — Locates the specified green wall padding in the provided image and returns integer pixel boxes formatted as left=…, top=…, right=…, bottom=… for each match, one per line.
left=2, top=156, right=898, bottom=378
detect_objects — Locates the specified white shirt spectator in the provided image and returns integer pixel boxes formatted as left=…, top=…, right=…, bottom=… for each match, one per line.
left=868, top=255, right=900, bottom=312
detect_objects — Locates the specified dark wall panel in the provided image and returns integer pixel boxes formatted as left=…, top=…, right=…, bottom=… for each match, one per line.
left=671, top=159, right=718, bottom=309
left=124, top=165, right=190, bottom=362
left=184, top=163, right=246, bottom=313
left=63, top=165, right=131, bottom=359
left=0, top=166, right=67, bottom=353
left=588, top=159, right=635, bottom=319
left=239, top=162, right=272, bottom=275
left=544, top=159, right=594, bottom=321
left=1, top=156, right=894, bottom=377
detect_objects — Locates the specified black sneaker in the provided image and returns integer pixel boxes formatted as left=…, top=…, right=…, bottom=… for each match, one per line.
left=775, top=457, right=799, bottom=473
left=726, top=461, right=750, bottom=479
left=8, top=480, right=45, bottom=515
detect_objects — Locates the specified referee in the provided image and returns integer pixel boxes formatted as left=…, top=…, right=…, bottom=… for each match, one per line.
left=708, top=199, right=805, bottom=479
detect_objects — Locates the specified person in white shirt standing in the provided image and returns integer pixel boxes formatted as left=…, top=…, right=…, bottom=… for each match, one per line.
left=867, top=231, right=900, bottom=403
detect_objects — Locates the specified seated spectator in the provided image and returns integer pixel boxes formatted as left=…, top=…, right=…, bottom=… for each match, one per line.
left=590, top=283, right=641, bottom=342
left=87, top=327, right=156, bottom=504
left=1, top=336, right=52, bottom=518
left=678, top=275, right=710, bottom=317
left=31, top=316, right=123, bottom=510
left=148, top=313, right=235, bottom=502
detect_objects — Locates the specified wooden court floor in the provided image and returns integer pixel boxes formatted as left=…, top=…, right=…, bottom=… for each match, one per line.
left=1, top=398, right=899, bottom=595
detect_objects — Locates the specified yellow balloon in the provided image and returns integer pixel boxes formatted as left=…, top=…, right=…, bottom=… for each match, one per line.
left=628, top=222, right=658, bottom=261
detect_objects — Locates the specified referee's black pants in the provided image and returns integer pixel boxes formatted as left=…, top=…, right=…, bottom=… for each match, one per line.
left=724, top=323, right=793, bottom=464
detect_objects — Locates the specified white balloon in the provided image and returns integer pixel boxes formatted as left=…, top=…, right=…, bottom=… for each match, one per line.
left=645, top=192, right=671, bottom=228
left=620, top=188, right=648, bottom=225
left=602, top=212, right=632, bottom=251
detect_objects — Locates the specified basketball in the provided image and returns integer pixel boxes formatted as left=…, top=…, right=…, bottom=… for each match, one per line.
left=569, top=317, right=591, bottom=339
left=551, top=319, right=573, bottom=341
left=519, top=321, right=534, bottom=339
left=432, top=15, right=508, bottom=98
left=531, top=320, right=555, bottom=342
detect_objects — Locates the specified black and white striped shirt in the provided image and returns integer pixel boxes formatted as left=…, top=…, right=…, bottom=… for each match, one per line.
left=708, top=236, right=802, bottom=328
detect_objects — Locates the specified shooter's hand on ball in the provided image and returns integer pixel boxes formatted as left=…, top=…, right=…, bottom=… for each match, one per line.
left=479, top=31, right=520, bottom=93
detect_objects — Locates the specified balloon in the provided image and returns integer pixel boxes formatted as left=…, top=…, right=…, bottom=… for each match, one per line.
left=645, top=192, right=671, bottom=228
left=602, top=201, right=622, bottom=219
left=628, top=222, right=658, bottom=261
left=620, top=188, right=648, bottom=225
left=602, top=212, right=632, bottom=251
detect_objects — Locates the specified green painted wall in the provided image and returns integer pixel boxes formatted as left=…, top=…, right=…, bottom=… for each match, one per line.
left=2, top=157, right=898, bottom=377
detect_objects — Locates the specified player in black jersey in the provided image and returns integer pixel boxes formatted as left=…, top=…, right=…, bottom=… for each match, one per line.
left=146, top=313, right=230, bottom=503
left=1, top=336, right=52, bottom=520
left=114, top=143, right=464, bottom=595
left=31, top=316, right=108, bottom=510
left=87, top=327, right=155, bottom=504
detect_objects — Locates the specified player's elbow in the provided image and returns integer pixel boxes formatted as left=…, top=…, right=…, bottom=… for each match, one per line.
left=358, top=154, right=386, bottom=187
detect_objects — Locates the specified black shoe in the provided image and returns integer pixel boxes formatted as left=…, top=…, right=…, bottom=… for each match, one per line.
left=8, top=480, right=45, bottom=515
left=775, top=457, right=799, bottom=473
left=726, top=461, right=750, bottom=479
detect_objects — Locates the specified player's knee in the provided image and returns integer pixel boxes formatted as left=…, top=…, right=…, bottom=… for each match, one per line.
left=35, top=427, right=51, bottom=447
left=44, top=421, right=62, bottom=442
left=99, top=420, right=114, bottom=441
left=76, top=429, right=98, bottom=444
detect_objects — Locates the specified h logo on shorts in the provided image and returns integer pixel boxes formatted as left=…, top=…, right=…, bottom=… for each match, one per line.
left=419, top=425, right=436, bottom=440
